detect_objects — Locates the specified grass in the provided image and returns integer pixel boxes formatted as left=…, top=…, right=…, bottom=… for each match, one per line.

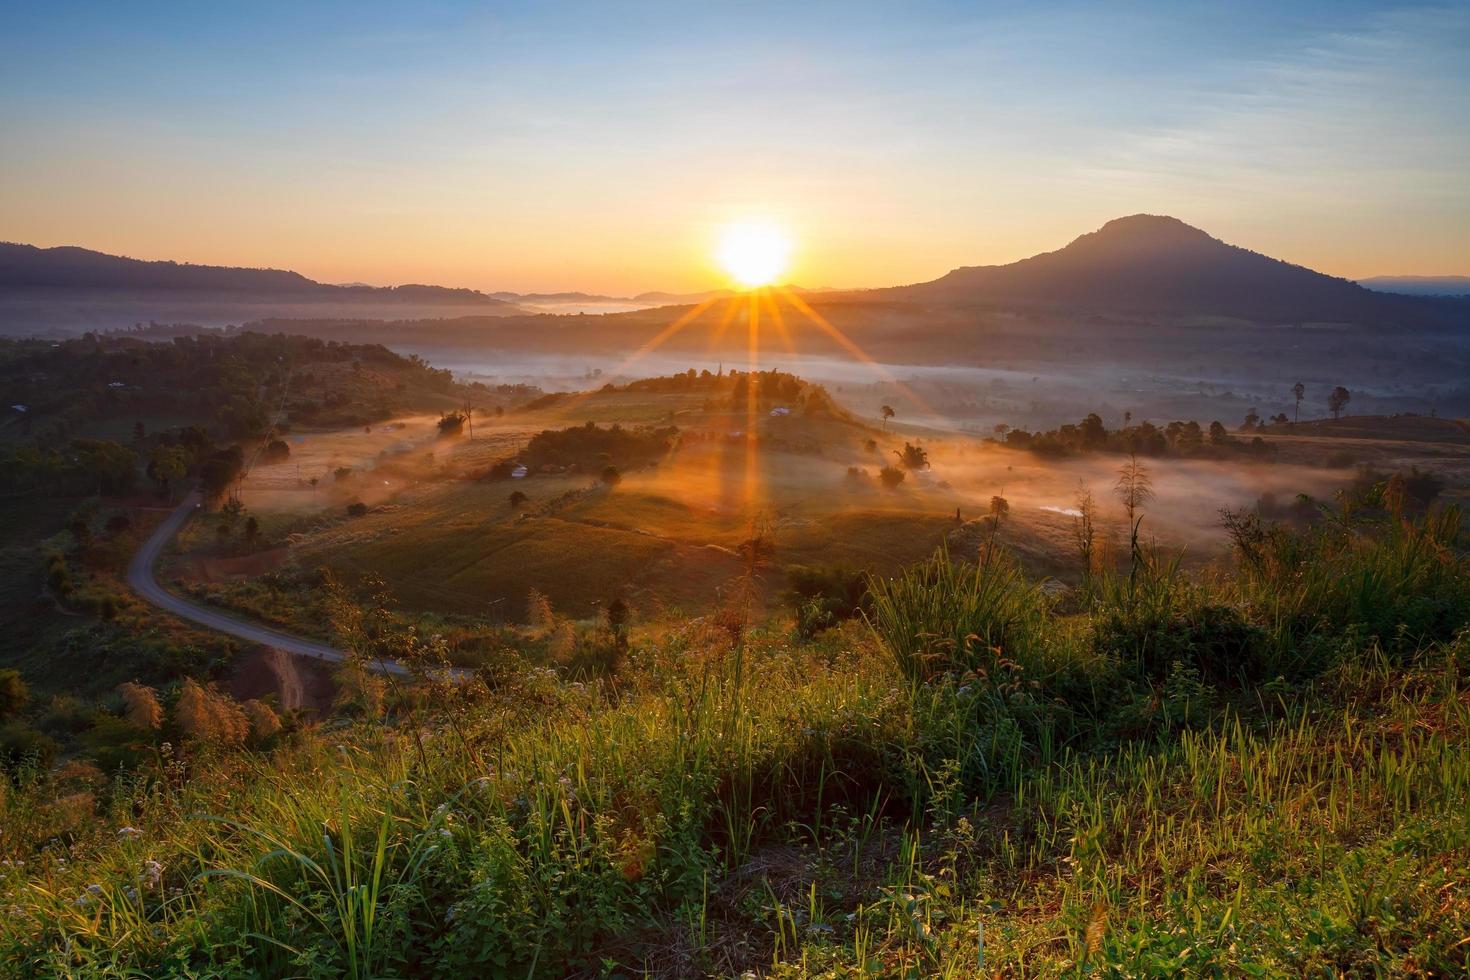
left=1, top=506, right=1468, bottom=976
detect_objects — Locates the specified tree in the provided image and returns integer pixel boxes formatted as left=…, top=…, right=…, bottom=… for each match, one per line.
left=1328, top=386, right=1351, bottom=420
left=1242, top=408, right=1260, bottom=431
left=893, top=442, right=929, bottom=470
left=881, top=405, right=895, bottom=430
left=218, top=496, right=244, bottom=535
left=600, top=465, right=622, bottom=487
left=992, top=423, right=1010, bottom=439
left=1115, top=453, right=1154, bottom=526
left=1292, top=382, right=1305, bottom=423
left=243, top=515, right=260, bottom=546
left=1208, top=421, right=1230, bottom=446
left=148, top=444, right=187, bottom=500
left=879, top=465, right=906, bottom=488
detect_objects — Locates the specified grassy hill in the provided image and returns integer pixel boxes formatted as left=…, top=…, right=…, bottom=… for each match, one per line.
left=0, top=498, right=1467, bottom=975
left=2, top=350, right=1469, bottom=975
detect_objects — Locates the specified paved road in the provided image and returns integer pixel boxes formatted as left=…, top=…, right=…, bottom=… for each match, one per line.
left=128, top=493, right=415, bottom=677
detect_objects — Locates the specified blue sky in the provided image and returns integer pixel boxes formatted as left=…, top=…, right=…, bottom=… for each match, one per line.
left=2, top=1, right=1467, bottom=292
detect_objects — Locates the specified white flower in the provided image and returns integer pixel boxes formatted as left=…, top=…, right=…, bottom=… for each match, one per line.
left=117, top=827, right=144, bottom=840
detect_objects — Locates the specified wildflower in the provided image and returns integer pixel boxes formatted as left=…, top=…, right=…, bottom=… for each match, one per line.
left=144, top=860, right=164, bottom=889
left=439, top=828, right=452, bottom=839
left=117, top=827, right=143, bottom=840
left=86, top=884, right=103, bottom=896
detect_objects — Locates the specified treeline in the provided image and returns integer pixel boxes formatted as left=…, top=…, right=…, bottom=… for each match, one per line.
left=998, top=413, right=1273, bottom=458
left=1, top=330, right=459, bottom=441
left=0, top=424, right=245, bottom=500
left=617, top=368, right=842, bottom=417
left=488, top=421, right=678, bottom=478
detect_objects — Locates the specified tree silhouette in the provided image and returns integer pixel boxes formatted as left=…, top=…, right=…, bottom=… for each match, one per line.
left=893, top=442, right=929, bottom=470
left=1328, top=386, right=1351, bottom=420
left=881, top=405, right=895, bottom=430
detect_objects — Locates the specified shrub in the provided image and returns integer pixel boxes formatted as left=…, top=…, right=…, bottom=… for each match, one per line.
left=117, top=681, right=164, bottom=730
left=786, top=565, right=869, bottom=641
left=879, top=465, right=906, bottom=488
left=346, top=502, right=369, bottom=517
left=0, top=669, right=30, bottom=721
left=0, top=721, right=57, bottom=771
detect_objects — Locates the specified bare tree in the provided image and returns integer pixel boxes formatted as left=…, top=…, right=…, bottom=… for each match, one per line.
left=1115, top=453, right=1154, bottom=526
left=982, top=493, right=1009, bottom=566
left=1071, top=483, right=1097, bottom=578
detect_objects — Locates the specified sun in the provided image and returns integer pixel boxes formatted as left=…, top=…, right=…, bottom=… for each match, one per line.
left=717, top=220, right=792, bottom=288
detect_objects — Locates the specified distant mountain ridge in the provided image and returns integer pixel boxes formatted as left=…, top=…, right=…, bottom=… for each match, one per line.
left=1359, top=275, right=1470, bottom=298
left=867, top=214, right=1452, bottom=325
left=0, top=242, right=524, bottom=309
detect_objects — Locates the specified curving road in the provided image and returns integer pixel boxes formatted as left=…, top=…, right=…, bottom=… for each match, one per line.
left=128, top=492, right=415, bottom=677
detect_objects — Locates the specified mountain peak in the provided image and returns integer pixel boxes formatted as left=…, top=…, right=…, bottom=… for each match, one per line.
left=1077, top=214, right=1214, bottom=249
left=875, top=214, right=1437, bottom=324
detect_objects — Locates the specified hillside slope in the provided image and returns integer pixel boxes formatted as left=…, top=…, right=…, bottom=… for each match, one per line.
left=0, top=242, right=528, bottom=334
left=873, top=214, right=1450, bottom=324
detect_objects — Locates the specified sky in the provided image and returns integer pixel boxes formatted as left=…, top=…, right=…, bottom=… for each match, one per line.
left=2, top=1, right=1468, bottom=295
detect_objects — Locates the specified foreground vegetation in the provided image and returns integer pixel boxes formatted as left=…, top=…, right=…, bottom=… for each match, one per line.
left=1, top=489, right=1467, bottom=976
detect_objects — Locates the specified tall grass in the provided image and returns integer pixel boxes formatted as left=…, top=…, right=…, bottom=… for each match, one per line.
left=865, top=545, right=1048, bottom=683
left=2, top=513, right=1469, bottom=975
left=1238, top=505, right=1470, bottom=674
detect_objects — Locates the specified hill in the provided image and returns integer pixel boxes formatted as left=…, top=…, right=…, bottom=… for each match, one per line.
left=870, top=214, right=1456, bottom=325
left=0, top=242, right=529, bottom=335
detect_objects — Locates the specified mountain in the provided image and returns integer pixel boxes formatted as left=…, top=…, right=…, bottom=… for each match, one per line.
left=1359, top=275, right=1470, bottom=298
left=0, top=242, right=529, bottom=335
left=871, top=215, right=1450, bottom=325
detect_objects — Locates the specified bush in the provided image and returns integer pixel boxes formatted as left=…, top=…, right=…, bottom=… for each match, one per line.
left=786, top=565, right=869, bottom=640
left=879, top=465, right=906, bottom=488
left=346, top=502, right=369, bottom=517
left=0, top=669, right=29, bottom=721
left=0, top=721, right=57, bottom=771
